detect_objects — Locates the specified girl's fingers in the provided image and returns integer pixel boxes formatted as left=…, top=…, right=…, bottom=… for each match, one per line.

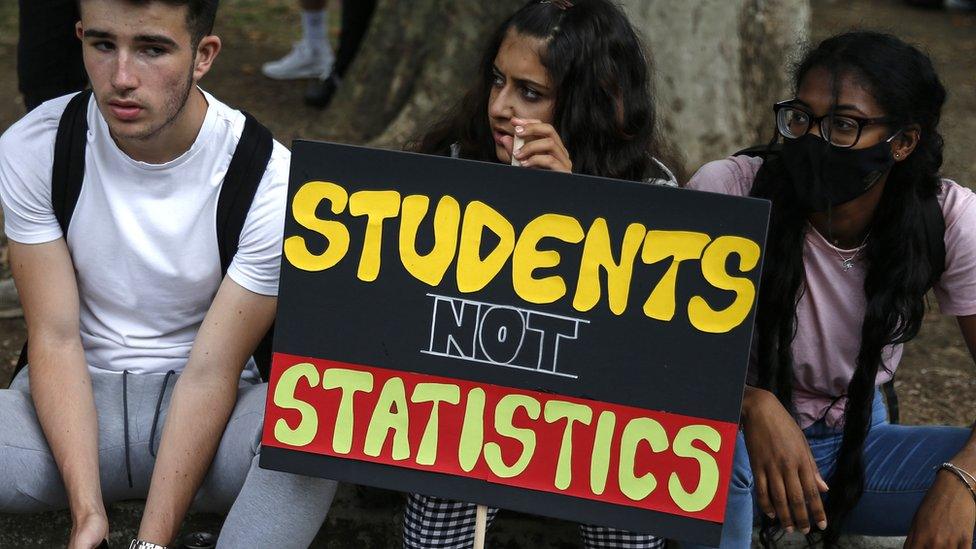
left=509, top=118, right=571, bottom=171
left=515, top=138, right=562, bottom=161
left=785, top=470, right=811, bottom=534
left=816, top=470, right=829, bottom=493
left=799, top=463, right=828, bottom=531
left=755, top=472, right=775, bottom=520
left=519, top=154, right=571, bottom=173
left=515, top=136, right=570, bottom=166
left=514, top=121, right=559, bottom=141
left=510, top=117, right=542, bottom=127
left=768, top=474, right=795, bottom=533
left=519, top=154, right=557, bottom=170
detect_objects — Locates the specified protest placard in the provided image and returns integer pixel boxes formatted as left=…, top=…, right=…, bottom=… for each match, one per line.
left=260, top=141, right=769, bottom=545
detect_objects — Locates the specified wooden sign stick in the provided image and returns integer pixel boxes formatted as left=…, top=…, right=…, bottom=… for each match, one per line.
left=473, top=504, right=488, bottom=549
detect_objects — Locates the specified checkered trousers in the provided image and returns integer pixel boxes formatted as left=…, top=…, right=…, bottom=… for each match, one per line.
left=403, top=494, right=666, bottom=548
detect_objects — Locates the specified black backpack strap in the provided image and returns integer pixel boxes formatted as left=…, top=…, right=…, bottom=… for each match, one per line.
left=216, top=111, right=274, bottom=273
left=215, top=111, right=276, bottom=381
left=52, top=90, right=92, bottom=235
left=14, top=90, right=92, bottom=380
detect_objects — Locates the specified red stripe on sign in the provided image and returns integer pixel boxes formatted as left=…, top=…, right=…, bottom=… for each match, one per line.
left=262, top=353, right=738, bottom=523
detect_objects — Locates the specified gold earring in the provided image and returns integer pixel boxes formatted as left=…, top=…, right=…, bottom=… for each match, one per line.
left=894, top=153, right=901, bottom=159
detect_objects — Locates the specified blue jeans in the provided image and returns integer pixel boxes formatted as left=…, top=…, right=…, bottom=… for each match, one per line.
left=685, top=393, right=972, bottom=548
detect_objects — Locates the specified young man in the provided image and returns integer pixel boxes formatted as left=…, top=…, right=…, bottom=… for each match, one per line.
left=0, top=1, right=338, bottom=548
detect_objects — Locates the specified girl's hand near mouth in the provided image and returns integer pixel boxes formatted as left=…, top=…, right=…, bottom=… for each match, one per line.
left=510, top=117, right=573, bottom=173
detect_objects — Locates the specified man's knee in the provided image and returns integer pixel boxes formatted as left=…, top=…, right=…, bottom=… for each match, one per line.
left=192, top=383, right=270, bottom=512
left=232, top=382, right=269, bottom=451
left=0, top=444, right=66, bottom=512
left=0, top=389, right=67, bottom=511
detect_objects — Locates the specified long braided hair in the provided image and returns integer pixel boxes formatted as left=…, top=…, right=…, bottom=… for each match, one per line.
left=751, top=31, right=946, bottom=544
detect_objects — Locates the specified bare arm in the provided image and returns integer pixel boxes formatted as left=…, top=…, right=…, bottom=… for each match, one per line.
left=906, top=314, right=976, bottom=547
left=137, top=278, right=275, bottom=545
left=10, top=240, right=108, bottom=548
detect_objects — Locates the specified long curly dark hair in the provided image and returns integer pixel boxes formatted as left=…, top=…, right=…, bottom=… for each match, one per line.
left=751, top=31, right=946, bottom=545
left=412, top=0, right=669, bottom=182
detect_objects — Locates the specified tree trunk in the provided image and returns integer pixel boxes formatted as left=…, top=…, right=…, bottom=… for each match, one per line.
left=620, top=0, right=810, bottom=177
left=321, top=0, right=523, bottom=146
left=332, top=0, right=810, bottom=177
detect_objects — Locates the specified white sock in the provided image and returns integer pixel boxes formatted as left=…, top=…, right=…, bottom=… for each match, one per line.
left=301, top=9, right=328, bottom=51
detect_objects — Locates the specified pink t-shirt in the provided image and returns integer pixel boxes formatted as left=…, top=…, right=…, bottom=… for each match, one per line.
left=687, top=156, right=976, bottom=428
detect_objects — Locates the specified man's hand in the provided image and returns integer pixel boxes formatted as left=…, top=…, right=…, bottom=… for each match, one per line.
left=69, top=510, right=109, bottom=549
left=742, top=386, right=829, bottom=534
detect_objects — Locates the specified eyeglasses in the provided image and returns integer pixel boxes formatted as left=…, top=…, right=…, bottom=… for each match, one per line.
left=773, top=100, right=898, bottom=148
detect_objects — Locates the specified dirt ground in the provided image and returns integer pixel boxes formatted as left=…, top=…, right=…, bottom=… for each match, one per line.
left=0, top=0, right=973, bottom=546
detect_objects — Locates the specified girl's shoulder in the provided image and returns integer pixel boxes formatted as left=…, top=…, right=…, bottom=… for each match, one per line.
left=685, top=155, right=764, bottom=197
left=929, top=179, right=976, bottom=316
left=937, top=178, right=976, bottom=225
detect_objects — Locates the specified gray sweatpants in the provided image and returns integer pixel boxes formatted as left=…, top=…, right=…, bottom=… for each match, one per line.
left=0, top=366, right=338, bottom=548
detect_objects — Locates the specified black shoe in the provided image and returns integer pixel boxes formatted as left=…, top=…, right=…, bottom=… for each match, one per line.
left=180, top=532, right=216, bottom=549
left=304, top=74, right=341, bottom=110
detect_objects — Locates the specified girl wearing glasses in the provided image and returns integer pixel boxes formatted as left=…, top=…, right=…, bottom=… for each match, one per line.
left=405, top=1, right=676, bottom=547
left=686, top=31, right=976, bottom=547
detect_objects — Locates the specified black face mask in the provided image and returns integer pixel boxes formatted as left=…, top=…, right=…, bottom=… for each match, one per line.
left=780, top=133, right=896, bottom=213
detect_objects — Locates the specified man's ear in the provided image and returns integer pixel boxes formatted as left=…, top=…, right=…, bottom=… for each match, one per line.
left=892, top=123, right=920, bottom=162
left=192, top=35, right=221, bottom=82
left=76, top=20, right=84, bottom=41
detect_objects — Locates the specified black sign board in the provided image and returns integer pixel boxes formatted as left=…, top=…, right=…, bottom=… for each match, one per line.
left=261, top=141, right=769, bottom=545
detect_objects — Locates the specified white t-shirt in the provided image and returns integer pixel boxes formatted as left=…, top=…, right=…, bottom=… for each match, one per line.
left=0, top=90, right=290, bottom=376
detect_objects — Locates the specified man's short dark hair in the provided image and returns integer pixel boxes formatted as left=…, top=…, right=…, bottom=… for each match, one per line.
left=79, top=0, right=219, bottom=45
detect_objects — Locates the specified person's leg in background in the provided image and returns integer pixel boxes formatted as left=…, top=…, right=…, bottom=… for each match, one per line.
left=261, top=0, right=335, bottom=80
left=402, top=494, right=500, bottom=549
left=577, top=523, right=667, bottom=548
left=17, top=0, right=87, bottom=111
left=8, top=0, right=89, bottom=320
left=304, top=0, right=378, bottom=109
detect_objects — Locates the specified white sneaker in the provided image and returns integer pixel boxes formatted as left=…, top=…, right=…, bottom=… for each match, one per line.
left=261, top=41, right=335, bottom=80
